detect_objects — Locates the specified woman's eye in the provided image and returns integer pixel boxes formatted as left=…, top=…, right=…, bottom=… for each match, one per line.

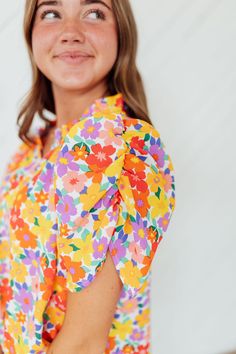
left=40, top=10, right=60, bottom=20
left=85, top=9, right=106, bottom=21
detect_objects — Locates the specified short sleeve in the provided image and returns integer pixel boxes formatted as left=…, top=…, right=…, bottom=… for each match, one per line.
left=55, top=115, right=176, bottom=299
left=54, top=113, right=127, bottom=293
left=108, top=120, right=176, bottom=299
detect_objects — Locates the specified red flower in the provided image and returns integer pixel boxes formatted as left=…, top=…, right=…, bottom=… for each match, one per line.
left=10, top=207, right=24, bottom=229
left=86, top=143, right=116, bottom=172
left=134, top=343, right=150, bottom=354
left=130, top=136, right=148, bottom=155
left=0, top=279, right=13, bottom=307
left=124, top=169, right=148, bottom=192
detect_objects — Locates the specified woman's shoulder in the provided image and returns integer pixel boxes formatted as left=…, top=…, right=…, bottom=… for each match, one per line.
left=4, top=138, right=35, bottom=174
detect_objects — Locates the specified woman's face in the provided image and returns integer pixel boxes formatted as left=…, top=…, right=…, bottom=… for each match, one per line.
left=32, top=0, right=118, bottom=93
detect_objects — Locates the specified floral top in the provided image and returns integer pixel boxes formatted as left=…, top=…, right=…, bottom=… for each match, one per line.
left=0, top=93, right=176, bottom=354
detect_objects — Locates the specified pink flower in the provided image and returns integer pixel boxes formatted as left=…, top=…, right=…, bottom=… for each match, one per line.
left=62, top=171, right=86, bottom=193
left=99, top=120, right=123, bottom=146
left=129, top=242, right=144, bottom=263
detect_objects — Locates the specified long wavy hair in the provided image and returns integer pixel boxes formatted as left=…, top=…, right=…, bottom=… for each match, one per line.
left=18, top=0, right=152, bottom=145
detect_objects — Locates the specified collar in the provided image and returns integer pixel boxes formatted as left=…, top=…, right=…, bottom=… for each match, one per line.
left=34, top=92, right=126, bottom=157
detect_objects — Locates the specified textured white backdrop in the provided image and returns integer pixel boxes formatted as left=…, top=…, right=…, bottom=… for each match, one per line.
left=0, top=1, right=236, bottom=354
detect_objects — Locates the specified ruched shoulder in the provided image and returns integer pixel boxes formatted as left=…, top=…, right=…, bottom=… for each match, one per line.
left=54, top=107, right=176, bottom=299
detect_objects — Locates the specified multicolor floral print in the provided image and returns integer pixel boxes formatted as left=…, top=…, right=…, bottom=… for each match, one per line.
left=0, top=93, right=176, bottom=353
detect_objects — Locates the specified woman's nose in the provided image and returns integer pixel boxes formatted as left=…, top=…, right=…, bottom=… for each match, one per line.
left=60, top=21, right=86, bottom=44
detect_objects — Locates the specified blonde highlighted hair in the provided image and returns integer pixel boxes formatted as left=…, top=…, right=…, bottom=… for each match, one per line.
left=18, top=0, right=153, bottom=145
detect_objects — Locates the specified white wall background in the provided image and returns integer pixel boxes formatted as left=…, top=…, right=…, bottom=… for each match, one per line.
left=0, top=1, right=236, bottom=354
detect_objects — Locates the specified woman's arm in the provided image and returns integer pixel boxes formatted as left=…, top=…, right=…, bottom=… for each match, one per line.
left=47, top=250, right=123, bottom=354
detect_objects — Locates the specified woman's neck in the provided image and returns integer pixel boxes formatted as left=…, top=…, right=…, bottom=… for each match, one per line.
left=51, top=83, right=110, bottom=129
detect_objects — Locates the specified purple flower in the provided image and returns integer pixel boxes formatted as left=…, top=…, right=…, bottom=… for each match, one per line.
left=93, top=237, right=108, bottom=258
left=150, top=144, right=165, bottom=168
left=39, top=164, right=54, bottom=192
left=0, top=262, right=7, bottom=275
left=81, top=119, right=101, bottom=139
left=133, top=217, right=148, bottom=249
left=107, top=208, right=118, bottom=222
left=45, top=234, right=57, bottom=253
left=158, top=212, right=170, bottom=232
left=130, top=328, right=145, bottom=341
left=101, top=186, right=118, bottom=209
left=56, top=194, right=77, bottom=224
left=23, top=249, right=40, bottom=276
left=109, top=238, right=126, bottom=266
left=56, top=147, right=79, bottom=177
left=15, top=288, right=33, bottom=313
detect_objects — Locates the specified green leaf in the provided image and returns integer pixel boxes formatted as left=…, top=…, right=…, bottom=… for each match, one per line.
left=155, top=186, right=161, bottom=199
left=34, top=217, right=39, bottom=226
left=69, top=244, right=80, bottom=252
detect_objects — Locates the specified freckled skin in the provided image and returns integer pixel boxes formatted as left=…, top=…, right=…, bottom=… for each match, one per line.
left=32, top=0, right=118, bottom=93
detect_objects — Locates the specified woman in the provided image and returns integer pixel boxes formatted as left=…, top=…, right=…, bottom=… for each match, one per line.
left=0, top=0, right=176, bottom=353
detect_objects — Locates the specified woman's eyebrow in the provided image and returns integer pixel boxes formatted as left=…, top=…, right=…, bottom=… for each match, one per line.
left=36, top=1, right=62, bottom=10
left=81, top=0, right=111, bottom=11
left=36, top=0, right=112, bottom=11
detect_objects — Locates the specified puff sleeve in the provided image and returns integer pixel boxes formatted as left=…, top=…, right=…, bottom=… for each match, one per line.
left=54, top=114, right=176, bottom=299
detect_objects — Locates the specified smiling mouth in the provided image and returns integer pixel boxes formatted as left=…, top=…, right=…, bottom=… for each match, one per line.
left=55, top=55, right=93, bottom=65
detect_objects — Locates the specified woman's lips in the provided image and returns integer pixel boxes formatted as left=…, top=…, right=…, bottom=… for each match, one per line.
left=55, top=54, right=93, bottom=65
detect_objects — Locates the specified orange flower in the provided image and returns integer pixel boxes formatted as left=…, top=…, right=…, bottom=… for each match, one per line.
left=105, top=336, right=116, bottom=353
left=124, top=153, right=145, bottom=172
left=61, top=256, right=86, bottom=283
left=133, top=189, right=150, bottom=218
left=123, top=344, right=135, bottom=353
left=71, top=143, right=89, bottom=161
left=4, top=332, right=16, bottom=354
left=10, top=174, right=24, bottom=189
left=15, top=223, right=37, bottom=249
left=147, top=225, right=159, bottom=245
left=60, top=223, right=70, bottom=237
left=16, top=311, right=26, bottom=323
left=35, top=190, right=48, bottom=204
left=40, top=268, right=55, bottom=301
left=14, top=184, right=28, bottom=209
left=85, top=169, right=103, bottom=184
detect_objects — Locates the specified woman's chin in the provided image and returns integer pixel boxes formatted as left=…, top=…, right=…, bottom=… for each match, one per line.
left=52, top=80, right=94, bottom=92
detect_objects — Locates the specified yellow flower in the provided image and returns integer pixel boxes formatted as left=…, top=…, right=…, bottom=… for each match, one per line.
left=120, top=261, right=142, bottom=289
left=10, top=260, right=27, bottom=282
left=148, top=191, right=169, bottom=219
left=44, top=305, right=65, bottom=326
left=70, top=233, right=94, bottom=266
left=58, top=238, right=76, bottom=255
left=135, top=308, right=150, bottom=327
left=170, top=195, right=176, bottom=210
left=79, top=182, right=103, bottom=211
left=146, top=170, right=166, bottom=193
left=0, top=240, right=10, bottom=258
left=7, top=317, right=22, bottom=338
left=110, top=319, right=133, bottom=340
left=21, top=199, right=41, bottom=223
left=35, top=299, right=47, bottom=322
left=94, top=209, right=109, bottom=231
left=16, top=336, right=31, bottom=353
left=31, top=215, right=53, bottom=244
